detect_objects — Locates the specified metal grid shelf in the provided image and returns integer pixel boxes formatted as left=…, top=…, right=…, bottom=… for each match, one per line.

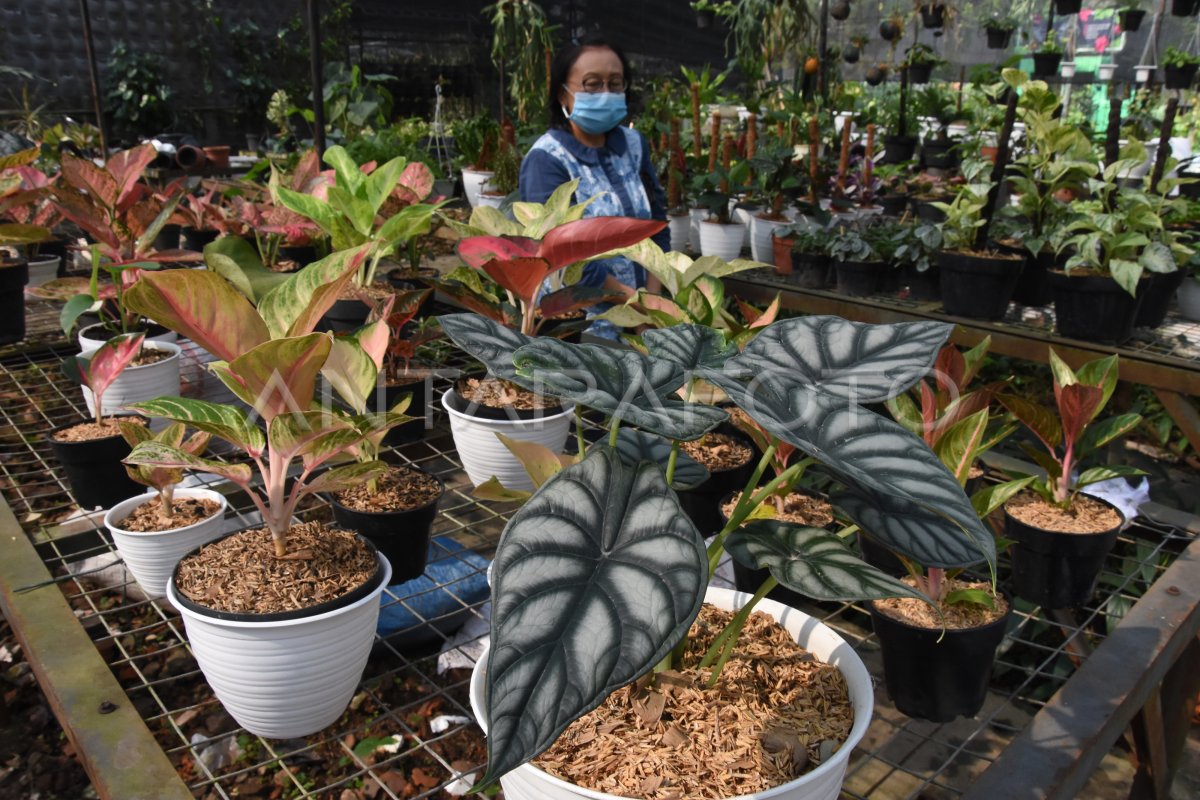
left=0, top=312, right=1197, bottom=799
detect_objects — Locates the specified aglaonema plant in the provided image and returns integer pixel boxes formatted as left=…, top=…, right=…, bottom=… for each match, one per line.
left=79, top=332, right=144, bottom=423
left=439, top=311, right=996, bottom=788
left=997, top=350, right=1144, bottom=510
left=118, top=245, right=411, bottom=557
left=119, top=421, right=212, bottom=526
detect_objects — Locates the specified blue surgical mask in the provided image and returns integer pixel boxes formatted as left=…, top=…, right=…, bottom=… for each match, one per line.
left=563, top=89, right=627, bottom=135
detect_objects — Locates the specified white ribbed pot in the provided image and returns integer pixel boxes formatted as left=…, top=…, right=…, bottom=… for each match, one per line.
left=105, top=488, right=228, bottom=599
left=477, top=192, right=506, bottom=210
left=469, top=586, right=873, bottom=800
left=462, top=168, right=495, bottom=208
left=699, top=220, right=745, bottom=260
left=26, top=256, right=61, bottom=287
left=1098, top=63, right=1116, bottom=81
left=733, top=205, right=759, bottom=248
left=442, top=392, right=574, bottom=490
left=688, top=208, right=706, bottom=253
left=78, top=323, right=178, bottom=352
left=166, top=542, right=392, bottom=739
left=750, top=215, right=789, bottom=263
left=1179, top=278, right=1200, bottom=322
left=81, top=341, right=182, bottom=421
left=668, top=214, right=691, bottom=252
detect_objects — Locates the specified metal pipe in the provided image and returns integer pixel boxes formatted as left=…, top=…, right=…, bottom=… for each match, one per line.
left=307, top=0, right=326, bottom=158
left=78, top=0, right=109, bottom=156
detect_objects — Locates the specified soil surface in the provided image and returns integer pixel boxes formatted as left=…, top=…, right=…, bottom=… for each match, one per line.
left=1006, top=491, right=1122, bottom=533
left=536, top=604, right=852, bottom=798
left=336, top=283, right=394, bottom=303
left=457, top=376, right=560, bottom=411
left=335, top=466, right=441, bottom=513
left=873, top=577, right=1009, bottom=630
left=174, top=523, right=377, bottom=615
left=722, top=490, right=835, bottom=527
left=129, top=348, right=171, bottom=367
left=681, top=432, right=753, bottom=472
left=51, top=417, right=144, bottom=443
left=117, top=496, right=222, bottom=532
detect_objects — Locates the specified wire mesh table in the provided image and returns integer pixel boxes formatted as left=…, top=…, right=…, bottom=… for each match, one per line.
left=0, top=303, right=1197, bottom=800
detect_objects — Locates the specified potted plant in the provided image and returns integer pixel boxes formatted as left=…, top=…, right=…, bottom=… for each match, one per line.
left=984, top=16, right=1018, bottom=49
left=453, top=312, right=996, bottom=797
left=1177, top=248, right=1200, bottom=321
left=997, top=351, right=1144, bottom=609
left=1162, top=46, right=1200, bottom=90
left=46, top=333, right=147, bottom=510
left=0, top=208, right=49, bottom=344
left=371, top=288, right=443, bottom=444
left=919, top=1, right=949, bottom=29
left=1172, top=0, right=1200, bottom=17
left=1032, top=33, right=1065, bottom=78
left=120, top=247, right=409, bottom=738
left=1118, top=2, right=1147, bottom=31
left=779, top=219, right=835, bottom=288
left=691, top=162, right=749, bottom=260
left=0, top=148, right=60, bottom=289
left=477, top=139, right=521, bottom=210
left=453, top=112, right=501, bottom=207
left=905, top=43, right=945, bottom=85
left=746, top=140, right=801, bottom=263
left=106, top=422, right=226, bottom=599
left=891, top=220, right=944, bottom=300
left=828, top=222, right=888, bottom=296
left=914, top=84, right=959, bottom=169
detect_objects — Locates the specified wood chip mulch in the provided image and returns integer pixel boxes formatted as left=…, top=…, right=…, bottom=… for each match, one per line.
left=873, top=577, right=1009, bottom=630
left=335, top=466, right=441, bottom=513
left=117, top=496, right=222, bottom=532
left=129, top=348, right=171, bottom=367
left=721, top=490, right=834, bottom=527
left=1005, top=491, right=1122, bottom=533
left=535, top=604, right=853, bottom=798
left=174, top=523, right=376, bottom=615
left=681, top=433, right=753, bottom=472
left=51, top=417, right=143, bottom=443
left=458, top=376, right=560, bottom=411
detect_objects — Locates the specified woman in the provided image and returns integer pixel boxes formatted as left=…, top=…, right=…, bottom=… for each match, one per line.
left=519, top=35, right=669, bottom=338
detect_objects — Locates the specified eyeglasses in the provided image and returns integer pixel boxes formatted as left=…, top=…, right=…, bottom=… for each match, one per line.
left=577, top=77, right=627, bottom=94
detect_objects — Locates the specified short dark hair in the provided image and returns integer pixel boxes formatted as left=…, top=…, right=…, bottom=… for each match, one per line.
left=547, top=34, right=633, bottom=130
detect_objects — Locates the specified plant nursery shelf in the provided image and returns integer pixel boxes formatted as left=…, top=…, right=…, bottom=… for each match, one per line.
left=2, top=319, right=1200, bottom=799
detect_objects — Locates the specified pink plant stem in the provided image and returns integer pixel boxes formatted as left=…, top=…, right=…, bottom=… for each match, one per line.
left=927, top=567, right=944, bottom=602
left=1057, top=442, right=1074, bottom=504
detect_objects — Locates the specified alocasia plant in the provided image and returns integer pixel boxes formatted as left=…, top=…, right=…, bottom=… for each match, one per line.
left=119, top=421, right=212, bottom=525
left=440, top=311, right=995, bottom=787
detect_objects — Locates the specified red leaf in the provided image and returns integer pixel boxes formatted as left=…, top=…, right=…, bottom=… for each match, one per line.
left=919, top=380, right=937, bottom=446
left=61, top=152, right=119, bottom=209
left=481, top=257, right=554, bottom=308
left=1057, top=383, right=1104, bottom=450
left=537, top=217, right=665, bottom=269
left=933, top=345, right=966, bottom=399
left=393, top=162, right=434, bottom=205
left=83, top=333, right=145, bottom=420
left=456, top=235, right=540, bottom=270
left=747, top=293, right=781, bottom=329
left=105, top=144, right=157, bottom=210
left=537, top=285, right=623, bottom=319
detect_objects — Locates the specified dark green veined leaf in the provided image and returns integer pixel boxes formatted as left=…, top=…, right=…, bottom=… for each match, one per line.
left=126, top=397, right=266, bottom=455
left=725, top=316, right=953, bottom=403
left=480, top=446, right=706, bottom=786
left=704, top=371, right=994, bottom=568
left=512, top=338, right=726, bottom=441
left=971, top=476, right=1036, bottom=519
left=1077, top=412, right=1142, bottom=455
left=610, top=428, right=709, bottom=490
left=642, top=324, right=735, bottom=372
left=725, top=521, right=926, bottom=603
left=439, top=313, right=534, bottom=382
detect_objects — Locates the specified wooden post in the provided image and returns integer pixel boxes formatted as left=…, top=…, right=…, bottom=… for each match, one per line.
left=668, top=118, right=682, bottom=208
left=1150, top=97, right=1180, bottom=193
left=974, top=89, right=1021, bottom=251
left=77, top=0, right=109, bottom=156
left=720, top=133, right=733, bottom=194
left=1106, top=82, right=1124, bottom=168
left=864, top=124, right=876, bottom=204
left=307, top=0, right=326, bottom=158
left=708, top=112, right=721, bottom=173
left=809, top=117, right=821, bottom=203
left=746, top=113, right=757, bottom=158
left=691, top=83, right=703, bottom=158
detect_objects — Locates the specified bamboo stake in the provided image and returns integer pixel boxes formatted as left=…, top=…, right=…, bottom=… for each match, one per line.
left=708, top=112, right=721, bottom=173
left=720, top=133, right=733, bottom=194
left=1150, top=96, right=1180, bottom=192
left=864, top=124, right=876, bottom=204
left=747, top=113, right=757, bottom=157
left=975, top=90, right=1021, bottom=251
left=692, top=83, right=703, bottom=158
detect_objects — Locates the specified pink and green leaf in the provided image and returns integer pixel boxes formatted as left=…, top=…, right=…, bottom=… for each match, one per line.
left=125, top=270, right=269, bottom=361
left=456, top=235, right=540, bottom=270
left=257, top=244, right=370, bottom=339
left=536, top=217, right=666, bottom=270
left=81, top=332, right=145, bottom=419
left=126, top=397, right=266, bottom=455
left=217, top=333, right=333, bottom=422
left=303, top=461, right=391, bottom=496
left=999, top=393, right=1063, bottom=452
left=124, top=440, right=254, bottom=488
left=1057, top=383, right=1104, bottom=451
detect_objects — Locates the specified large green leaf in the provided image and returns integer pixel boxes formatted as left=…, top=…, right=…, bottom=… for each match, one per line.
left=439, top=312, right=535, bottom=381
left=512, top=338, right=727, bottom=441
left=126, top=397, right=266, bottom=455
left=726, top=316, right=954, bottom=403
left=725, top=521, right=926, bottom=602
left=704, top=371, right=995, bottom=569
left=642, top=324, right=735, bottom=372
left=610, top=428, right=709, bottom=491
left=267, top=410, right=357, bottom=463
left=203, top=236, right=288, bottom=302
left=480, top=446, right=706, bottom=786
left=257, top=245, right=371, bottom=339
left=273, top=184, right=339, bottom=237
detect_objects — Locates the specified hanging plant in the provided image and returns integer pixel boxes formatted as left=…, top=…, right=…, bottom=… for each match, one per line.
left=918, top=2, right=948, bottom=29
left=486, top=0, right=557, bottom=124
left=880, top=16, right=902, bottom=42
left=831, top=0, right=852, bottom=21
left=844, top=45, right=861, bottom=64
left=866, top=64, right=887, bottom=85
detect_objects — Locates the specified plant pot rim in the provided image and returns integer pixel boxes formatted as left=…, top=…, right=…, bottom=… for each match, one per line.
left=46, top=414, right=147, bottom=445
left=865, top=586, right=1013, bottom=634
left=699, top=219, right=745, bottom=227
left=104, top=487, right=227, bottom=536
left=168, top=527, right=389, bottom=624
left=441, top=388, right=575, bottom=425
left=1002, top=493, right=1127, bottom=538
left=83, top=339, right=182, bottom=367
left=323, top=466, right=445, bottom=517
left=462, top=167, right=495, bottom=176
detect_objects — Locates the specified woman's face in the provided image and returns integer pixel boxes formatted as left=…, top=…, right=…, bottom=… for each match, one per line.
left=559, top=46, right=624, bottom=115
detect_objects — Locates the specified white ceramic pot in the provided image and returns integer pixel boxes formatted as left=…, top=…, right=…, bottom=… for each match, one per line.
left=749, top=215, right=789, bottom=263
left=477, top=192, right=506, bottom=210
left=442, top=393, right=574, bottom=490
left=105, top=488, right=228, bottom=599
left=1098, top=63, right=1116, bottom=81
left=81, top=340, right=182, bottom=421
left=1115, top=139, right=1157, bottom=180
left=1179, top=277, right=1200, bottom=322
left=1060, top=61, right=1077, bottom=79
left=688, top=208, right=707, bottom=253
left=167, top=547, right=392, bottom=739
left=469, top=586, right=873, bottom=800
left=26, top=256, right=61, bottom=287
left=462, top=168, right=495, bottom=208
left=1135, top=65, right=1155, bottom=84
left=699, top=220, right=745, bottom=260
left=668, top=214, right=690, bottom=253
left=78, top=323, right=178, bottom=352
left=733, top=205, right=758, bottom=248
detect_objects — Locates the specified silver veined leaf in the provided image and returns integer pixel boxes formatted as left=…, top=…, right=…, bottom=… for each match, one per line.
left=610, top=428, right=710, bottom=490
left=440, top=313, right=535, bottom=381
left=642, top=323, right=736, bottom=372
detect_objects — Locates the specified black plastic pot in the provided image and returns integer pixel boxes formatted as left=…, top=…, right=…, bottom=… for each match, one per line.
left=386, top=267, right=438, bottom=317
left=986, top=27, right=1014, bottom=49
left=1172, top=0, right=1200, bottom=16
left=695, top=9, right=714, bottom=28
left=835, top=260, right=884, bottom=297
left=920, top=3, right=946, bottom=28
left=906, top=62, right=934, bottom=85
left=369, top=373, right=431, bottom=445
left=902, top=264, right=940, bottom=301
left=1164, top=63, right=1198, bottom=90
left=1010, top=247, right=1057, bottom=306
left=938, top=250, right=1023, bottom=320
left=1004, top=499, right=1124, bottom=609
left=1032, top=53, right=1063, bottom=78
left=791, top=252, right=832, bottom=290
left=1118, top=8, right=1147, bottom=31
left=321, top=297, right=372, bottom=333
left=46, top=419, right=143, bottom=510
left=913, top=198, right=948, bottom=223
left=1055, top=0, right=1082, bottom=13
left=1050, top=271, right=1145, bottom=344
left=921, top=139, right=956, bottom=169
left=676, top=430, right=756, bottom=539
left=180, top=227, right=219, bottom=252
left=882, top=135, right=917, bottom=164
left=278, top=245, right=318, bottom=268
left=153, top=223, right=181, bottom=252
left=0, top=259, right=29, bottom=346
left=868, top=594, right=1011, bottom=722
left=327, top=469, right=443, bottom=584
left=1135, top=270, right=1186, bottom=328
left=879, top=194, right=909, bottom=216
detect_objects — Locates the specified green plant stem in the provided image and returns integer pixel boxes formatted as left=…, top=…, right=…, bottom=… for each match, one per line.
left=665, top=441, right=681, bottom=486
left=836, top=523, right=860, bottom=539
left=575, top=406, right=586, bottom=458
left=699, top=575, right=778, bottom=686
left=706, top=457, right=813, bottom=579
left=608, top=417, right=621, bottom=448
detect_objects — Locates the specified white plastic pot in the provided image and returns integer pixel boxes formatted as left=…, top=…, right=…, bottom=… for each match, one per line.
left=81, top=340, right=182, bottom=421
left=469, top=586, right=873, bottom=800
left=688, top=207, right=707, bottom=253
left=462, top=168, right=495, bottom=208
left=1060, top=61, right=1077, bottom=79
left=1098, top=63, right=1116, bottom=81
left=477, top=192, right=506, bottom=210
left=1114, top=139, right=1157, bottom=180
left=1179, top=277, right=1200, bottom=322
left=733, top=204, right=759, bottom=248
left=26, top=256, right=61, bottom=287
left=749, top=215, right=789, bottom=263
left=699, top=220, right=745, bottom=260
left=1135, top=65, right=1155, bottom=84
left=78, top=323, right=178, bottom=352
left=668, top=214, right=691, bottom=253
left=105, top=488, right=228, bottom=599
left=167, top=547, right=391, bottom=739
left=442, top=393, right=574, bottom=490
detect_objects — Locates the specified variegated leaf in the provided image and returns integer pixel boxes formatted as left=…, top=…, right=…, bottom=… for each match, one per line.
left=127, top=397, right=266, bottom=455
